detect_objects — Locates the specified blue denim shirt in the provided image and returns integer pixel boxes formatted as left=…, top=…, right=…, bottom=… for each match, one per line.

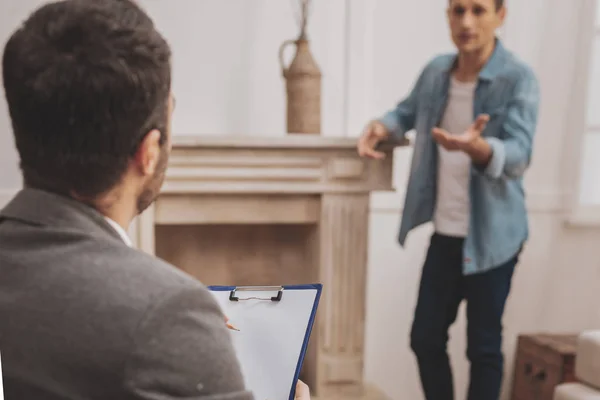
left=379, top=40, right=540, bottom=275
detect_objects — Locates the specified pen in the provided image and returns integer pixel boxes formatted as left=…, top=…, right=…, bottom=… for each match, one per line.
left=225, top=316, right=240, bottom=331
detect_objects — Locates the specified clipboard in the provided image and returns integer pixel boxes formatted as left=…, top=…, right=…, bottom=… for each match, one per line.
left=208, top=284, right=322, bottom=400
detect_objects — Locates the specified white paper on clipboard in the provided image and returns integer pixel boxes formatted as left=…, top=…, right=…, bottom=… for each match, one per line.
left=209, top=284, right=321, bottom=400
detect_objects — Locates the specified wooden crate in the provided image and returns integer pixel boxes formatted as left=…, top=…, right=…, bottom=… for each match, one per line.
left=511, top=334, right=578, bottom=400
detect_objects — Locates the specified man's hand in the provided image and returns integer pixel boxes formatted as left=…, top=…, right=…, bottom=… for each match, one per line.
left=224, top=315, right=239, bottom=331
left=431, top=114, right=493, bottom=165
left=357, top=120, right=389, bottom=159
left=431, top=114, right=489, bottom=152
left=294, top=380, right=310, bottom=400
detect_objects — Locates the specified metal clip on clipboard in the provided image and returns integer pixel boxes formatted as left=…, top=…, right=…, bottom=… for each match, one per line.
left=229, top=286, right=284, bottom=302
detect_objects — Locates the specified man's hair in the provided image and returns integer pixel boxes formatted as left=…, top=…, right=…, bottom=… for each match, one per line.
left=2, top=0, right=171, bottom=198
left=449, top=0, right=504, bottom=10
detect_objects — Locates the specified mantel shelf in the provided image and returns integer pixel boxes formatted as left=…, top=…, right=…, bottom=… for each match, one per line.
left=162, top=134, right=406, bottom=195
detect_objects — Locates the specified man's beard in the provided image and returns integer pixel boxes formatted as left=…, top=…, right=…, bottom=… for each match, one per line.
left=136, top=145, right=169, bottom=215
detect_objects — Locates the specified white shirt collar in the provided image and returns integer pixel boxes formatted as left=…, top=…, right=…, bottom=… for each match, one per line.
left=104, top=217, right=133, bottom=247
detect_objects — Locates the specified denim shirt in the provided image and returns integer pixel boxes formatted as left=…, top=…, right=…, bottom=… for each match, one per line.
left=379, top=40, right=540, bottom=275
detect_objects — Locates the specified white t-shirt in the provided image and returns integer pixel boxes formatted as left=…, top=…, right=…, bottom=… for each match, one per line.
left=433, top=77, right=476, bottom=238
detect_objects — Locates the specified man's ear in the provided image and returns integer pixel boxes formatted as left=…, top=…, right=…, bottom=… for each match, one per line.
left=497, top=6, right=507, bottom=24
left=134, top=129, right=162, bottom=176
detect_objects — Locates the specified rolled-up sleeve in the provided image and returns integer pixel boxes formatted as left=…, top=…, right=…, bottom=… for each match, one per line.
left=479, top=69, right=540, bottom=180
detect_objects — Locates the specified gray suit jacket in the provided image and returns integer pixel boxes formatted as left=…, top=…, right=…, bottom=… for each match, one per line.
left=0, top=189, right=254, bottom=400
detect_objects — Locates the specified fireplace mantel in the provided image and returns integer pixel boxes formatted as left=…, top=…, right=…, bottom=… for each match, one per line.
left=159, top=134, right=402, bottom=195
left=130, top=134, right=407, bottom=400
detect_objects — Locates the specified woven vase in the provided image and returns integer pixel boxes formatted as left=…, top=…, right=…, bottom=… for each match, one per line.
left=279, top=38, right=321, bottom=134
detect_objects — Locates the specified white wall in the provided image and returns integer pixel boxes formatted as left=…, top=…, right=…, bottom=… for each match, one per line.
left=0, top=2, right=29, bottom=190
left=142, top=0, right=349, bottom=137
left=1, top=1, right=600, bottom=400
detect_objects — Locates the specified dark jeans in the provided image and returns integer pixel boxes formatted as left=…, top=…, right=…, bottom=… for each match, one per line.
left=410, top=233, right=518, bottom=400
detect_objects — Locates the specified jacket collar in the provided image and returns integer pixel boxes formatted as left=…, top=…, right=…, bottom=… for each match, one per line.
left=0, top=188, right=123, bottom=243
left=443, top=38, right=508, bottom=82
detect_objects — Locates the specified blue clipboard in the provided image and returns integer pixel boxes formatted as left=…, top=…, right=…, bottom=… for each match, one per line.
left=208, top=284, right=322, bottom=400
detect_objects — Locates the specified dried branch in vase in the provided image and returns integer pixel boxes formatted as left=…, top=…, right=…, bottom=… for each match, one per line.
left=290, top=0, right=312, bottom=39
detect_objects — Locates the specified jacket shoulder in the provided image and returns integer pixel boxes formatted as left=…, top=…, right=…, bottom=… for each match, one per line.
left=426, top=53, right=455, bottom=71
left=85, top=241, right=205, bottom=303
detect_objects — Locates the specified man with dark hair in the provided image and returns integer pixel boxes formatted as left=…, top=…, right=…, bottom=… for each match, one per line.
left=358, top=0, right=539, bottom=399
left=0, top=1, right=310, bottom=399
